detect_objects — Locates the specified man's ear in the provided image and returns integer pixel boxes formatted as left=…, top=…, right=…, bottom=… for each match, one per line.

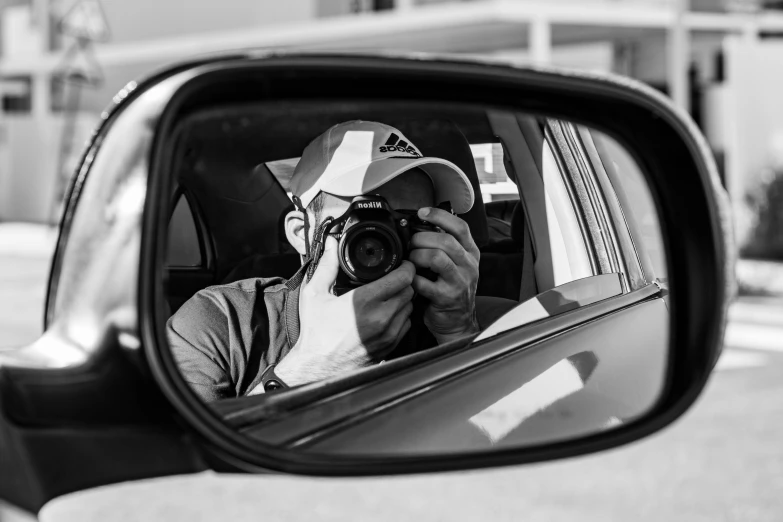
left=284, top=209, right=308, bottom=256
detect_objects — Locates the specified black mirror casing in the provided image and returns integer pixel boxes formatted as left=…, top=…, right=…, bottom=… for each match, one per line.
left=0, top=53, right=733, bottom=513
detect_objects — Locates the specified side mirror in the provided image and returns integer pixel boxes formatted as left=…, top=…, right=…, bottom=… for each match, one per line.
left=0, top=54, right=733, bottom=513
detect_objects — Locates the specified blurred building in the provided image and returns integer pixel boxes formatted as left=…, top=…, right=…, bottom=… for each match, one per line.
left=1, top=0, right=783, bottom=238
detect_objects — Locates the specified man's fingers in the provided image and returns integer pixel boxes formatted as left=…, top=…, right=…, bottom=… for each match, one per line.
left=412, top=274, right=441, bottom=302
left=389, top=316, right=412, bottom=353
left=366, top=300, right=413, bottom=359
left=417, top=208, right=479, bottom=257
left=359, top=260, right=416, bottom=301
left=385, top=285, right=415, bottom=312
left=306, top=235, right=339, bottom=293
left=410, top=231, right=470, bottom=264
left=408, top=248, right=459, bottom=281
left=385, top=301, right=414, bottom=348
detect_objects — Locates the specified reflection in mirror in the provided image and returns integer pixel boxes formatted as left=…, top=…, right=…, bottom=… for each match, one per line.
left=161, top=100, right=668, bottom=457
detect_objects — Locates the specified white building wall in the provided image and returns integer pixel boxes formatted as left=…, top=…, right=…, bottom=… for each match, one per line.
left=723, top=37, right=783, bottom=244
left=630, top=33, right=723, bottom=86
left=0, top=113, right=97, bottom=223
left=86, top=0, right=315, bottom=45
left=2, top=0, right=782, bottom=224
left=480, top=42, right=616, bottom=72
left=1, top=5, right=43, bottom=57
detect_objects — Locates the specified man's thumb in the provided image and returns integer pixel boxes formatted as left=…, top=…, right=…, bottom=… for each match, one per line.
left=308, top=235, right=339, bottom=290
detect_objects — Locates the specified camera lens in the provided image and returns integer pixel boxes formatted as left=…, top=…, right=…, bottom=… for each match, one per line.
left=353, top=236, right=387, bottom=269
left=339, top=223, right=402, bottom=284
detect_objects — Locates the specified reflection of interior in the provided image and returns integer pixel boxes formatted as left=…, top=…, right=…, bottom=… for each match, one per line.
left=469, top=351, right=599, bottom=444
left=145, top=73, right=677, bottom=464
left=157, top=99, right=669, bottom=456
left=163, top=102, right=618, bottom=324
left=237, top=298, right=667, bottom=455
left=476, top=273, right=623, bottom=341
left=165, top=107, right=524, bottom=315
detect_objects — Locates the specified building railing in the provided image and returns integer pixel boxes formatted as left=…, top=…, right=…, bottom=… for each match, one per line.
left=345, top=0, right=774, bottom=14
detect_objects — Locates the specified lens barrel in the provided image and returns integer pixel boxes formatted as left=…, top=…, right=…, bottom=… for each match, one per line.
left=338, top=221, right=403, bottom=284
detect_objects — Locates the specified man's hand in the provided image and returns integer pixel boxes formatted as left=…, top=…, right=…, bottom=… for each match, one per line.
left=274, top=236, right=415, bottom=388
left=409, top=207, right=480, bottom=344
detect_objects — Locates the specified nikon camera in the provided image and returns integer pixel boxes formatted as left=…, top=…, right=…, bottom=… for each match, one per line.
left=327, top=195, right=452, bottom=294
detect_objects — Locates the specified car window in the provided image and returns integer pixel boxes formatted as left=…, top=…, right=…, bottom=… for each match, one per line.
left=166, top=194, right=202, bottom=268
left=470, top=142, right=519, bottom=203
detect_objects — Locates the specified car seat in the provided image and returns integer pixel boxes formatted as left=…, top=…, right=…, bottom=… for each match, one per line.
left=485, top=199, right=517, bottom=243
left=164, top=116, right=299, bottom=314
left=478, top=201, right=532, bottom=301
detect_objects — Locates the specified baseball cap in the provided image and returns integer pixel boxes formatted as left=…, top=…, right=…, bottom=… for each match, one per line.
left=289, top=120, right=475, bottom=214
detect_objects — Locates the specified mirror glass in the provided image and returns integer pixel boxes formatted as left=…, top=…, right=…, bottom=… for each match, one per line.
left=162, top=100, right=668, bottom=456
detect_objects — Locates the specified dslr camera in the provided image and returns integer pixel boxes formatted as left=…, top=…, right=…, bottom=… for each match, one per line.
left=326, top=195, right=452, bottom=293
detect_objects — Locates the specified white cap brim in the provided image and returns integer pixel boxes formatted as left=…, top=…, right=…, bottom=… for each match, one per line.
left=313, top=156, right=475, bottom=214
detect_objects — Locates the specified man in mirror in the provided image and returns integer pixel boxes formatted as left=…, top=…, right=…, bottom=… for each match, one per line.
left=167, top=121, right=482, bottom=401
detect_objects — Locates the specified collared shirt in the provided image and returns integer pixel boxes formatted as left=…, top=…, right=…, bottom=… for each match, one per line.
left=166, top=277, right=301, bottom=402
left=166, top=274, right=522, bottom=403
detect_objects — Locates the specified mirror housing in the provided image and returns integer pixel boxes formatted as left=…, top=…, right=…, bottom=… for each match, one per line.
left=143, top=53, right=733, bottom=469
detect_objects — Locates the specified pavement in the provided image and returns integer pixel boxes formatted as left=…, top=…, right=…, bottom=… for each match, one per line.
left=738, top=258, right=783, bottom=297
left=1, top=223, right=783, bottom=521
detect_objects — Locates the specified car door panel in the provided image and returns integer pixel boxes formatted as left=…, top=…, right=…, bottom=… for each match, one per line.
left=0, top=334, right=204, bottom=512
left=0, top=68, right=210, bottom=513
left=299, top=296, right=668, bottom=455
left=476, top=273, right=623, bottom=341
left=235, top=283, right=662, bottom=451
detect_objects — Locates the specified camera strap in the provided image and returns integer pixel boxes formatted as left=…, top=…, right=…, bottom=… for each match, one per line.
left=304, top=217, right=335, bottom=282
left=287, top=196, right=337, bottom=291
left=292, top=196, right=312, bottom=256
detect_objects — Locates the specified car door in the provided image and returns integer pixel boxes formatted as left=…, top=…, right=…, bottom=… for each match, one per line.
left=218, top=118, right=669, bottom=455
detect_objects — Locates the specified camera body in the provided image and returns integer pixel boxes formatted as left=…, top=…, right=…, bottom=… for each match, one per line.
left=328, top=195, right=450, bottom=294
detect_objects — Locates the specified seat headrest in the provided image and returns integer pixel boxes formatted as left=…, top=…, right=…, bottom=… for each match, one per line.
left=390, top=119, right=489, bottom=248
left=176, top=123, right=294, bottom=280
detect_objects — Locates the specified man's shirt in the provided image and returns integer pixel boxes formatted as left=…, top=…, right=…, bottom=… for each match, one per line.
left=166, top=277, right=510, bottom=404
left=166, top=277, right=300, bottom=402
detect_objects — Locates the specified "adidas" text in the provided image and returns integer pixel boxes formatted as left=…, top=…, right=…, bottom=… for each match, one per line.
left=379, top=133, right=421, bottom=157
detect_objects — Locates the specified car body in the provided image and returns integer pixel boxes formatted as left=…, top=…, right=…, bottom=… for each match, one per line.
left=0, top=53, right=731, bottom=514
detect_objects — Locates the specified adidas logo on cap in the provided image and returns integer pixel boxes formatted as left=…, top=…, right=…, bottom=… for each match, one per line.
left=379, top=133, right=422, bottom=157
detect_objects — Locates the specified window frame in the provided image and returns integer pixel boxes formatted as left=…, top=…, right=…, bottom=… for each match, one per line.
left=576, top=125, right=648, bottom=291
left=545, top=120, right=631, bottom=293
left=540, top=130, right=596, bottom=286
